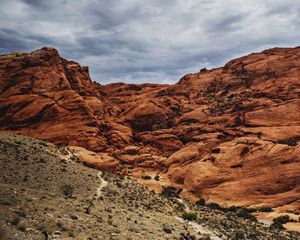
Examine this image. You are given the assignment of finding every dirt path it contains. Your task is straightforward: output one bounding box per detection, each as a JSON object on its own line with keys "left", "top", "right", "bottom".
{"left": 175, "top": 198, "right": 223, "bottom": 239}
{"left": 175, "top": 217, "right": 222, "bottom": 240}
{"left": 176, "top": 198, "right": 190, "bottom": 212}
{"left": 96, "top": 171, "right": 108, "bottom": 199}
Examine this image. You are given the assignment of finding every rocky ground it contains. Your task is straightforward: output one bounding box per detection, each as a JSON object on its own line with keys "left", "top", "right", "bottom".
{"left": 0, "top": 133, "right": 299, "bottom": 239}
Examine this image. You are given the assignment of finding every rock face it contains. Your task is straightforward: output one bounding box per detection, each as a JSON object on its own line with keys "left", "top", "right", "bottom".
{"left": 0, "top": 47, "right": 300, "bottom": 213}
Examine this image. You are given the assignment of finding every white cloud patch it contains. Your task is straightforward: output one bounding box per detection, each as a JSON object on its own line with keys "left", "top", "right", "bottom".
{"left": 0, "top": 0, "right": 299, "bottom": 84}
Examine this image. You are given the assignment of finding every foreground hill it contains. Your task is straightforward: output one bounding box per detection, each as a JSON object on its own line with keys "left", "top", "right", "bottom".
{"left": 0, "top": 47, "right": 299, "bottom": 215}
{"left": 0, "top": 133, "right": 299, "bottom": 239}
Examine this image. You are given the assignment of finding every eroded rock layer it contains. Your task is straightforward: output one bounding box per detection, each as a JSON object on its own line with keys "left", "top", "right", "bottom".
{"left": 0, "top": 47, "right": 299, "bottom": 213}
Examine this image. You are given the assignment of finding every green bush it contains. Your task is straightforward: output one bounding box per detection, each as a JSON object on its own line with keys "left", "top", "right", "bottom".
{"left": 154, "top": 175, "right": 160, "bottom": 181}
{"left": 182, "top": 212, "right": 197, "bottom": 221}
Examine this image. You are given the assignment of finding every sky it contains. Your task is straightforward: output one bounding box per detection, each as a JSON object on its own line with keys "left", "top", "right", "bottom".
{"left": 0, "top": 0, "right": 299, "bottom": 84}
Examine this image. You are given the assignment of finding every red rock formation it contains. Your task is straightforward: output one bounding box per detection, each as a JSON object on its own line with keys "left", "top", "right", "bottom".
{"left": 0, "top": 46, "right": 299, "bottom": 213}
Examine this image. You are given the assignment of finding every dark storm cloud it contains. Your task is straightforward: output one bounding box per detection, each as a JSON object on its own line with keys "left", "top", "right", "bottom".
{"left": 0, "top": 0, "right": 300, "bottom": 84}
{"left": 22, "top": 0, "right": 50, "bottom": 9}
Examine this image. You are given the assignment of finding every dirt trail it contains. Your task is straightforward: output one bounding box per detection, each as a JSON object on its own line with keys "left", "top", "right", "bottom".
{"left": 176, "top": 198, "right": 190, "bottom": 212}
{"left": 175, "top": 217, "right": 222, "bottom": 240}
{"left": 96, "top": 171, "right": 108, "bottom": 199}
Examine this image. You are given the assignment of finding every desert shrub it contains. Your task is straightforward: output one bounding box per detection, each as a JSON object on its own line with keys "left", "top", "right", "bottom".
{"left": 273, "top": 215, "right": 291, "bottom": 225}
{"left": 206, "top": 202, "right": 222, "bottom": 210}
{"left": 233, "top": 229, "right": 245, "bottom": 239}
{"left": 271, "top": 221, "right": 286, "bottom": 230}
{"left": 60, "top": 184, "right": 73, "bottom": 198}
{"left": 179, "top": 232, "right": 197, "bottom": 240}
{"left": 259, "top": 206, "right": 273, "bottom": 212}
{"left": 236, "top": 209, "right": 257, "bottom": 222}
{"left": 162, "top": 186, "right": 182, "bottom": 198}
{"left": 226, "top": 205, "right": 238, "bottom": 212}
{"left": 10, "top": 216, "right": 21, "bottom": 226}
{"left": 37, "top": 223, "right": 51, "bottom": 238}
{"left": 142, "top": 175, "right": 151, "bottom": 180}
{"left": 195, "top": 198, "right": 206, "bottom": 206}
{"left": 154, "top": 175, "right": 160, "bottom": 181}
{"left": 277, "top": 139, "right": 297, "bottom": 146}
{"left": 244, "top": 207, "right": 256, "bottom": 213}
{"left": 182, "top": 212, "right": 197, "bottom": 221}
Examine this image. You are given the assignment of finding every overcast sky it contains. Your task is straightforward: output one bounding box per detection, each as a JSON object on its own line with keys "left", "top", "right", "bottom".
{"left": 0, "top": 0, "right": 299, "bottom": 84}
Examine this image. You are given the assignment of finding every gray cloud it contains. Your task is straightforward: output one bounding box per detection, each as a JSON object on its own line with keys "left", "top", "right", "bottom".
{"left": 0, "top": 0, "right": 299, "bottom": 84}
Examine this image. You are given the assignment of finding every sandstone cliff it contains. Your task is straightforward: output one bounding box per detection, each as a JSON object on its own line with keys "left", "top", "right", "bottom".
{"left": 0, "top": 47, "right": 299, "bottom": 214}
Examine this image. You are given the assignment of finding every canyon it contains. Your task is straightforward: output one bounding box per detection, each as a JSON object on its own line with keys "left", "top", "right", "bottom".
{"left": 0, "top": 46, "right": 299, "bottom": 217}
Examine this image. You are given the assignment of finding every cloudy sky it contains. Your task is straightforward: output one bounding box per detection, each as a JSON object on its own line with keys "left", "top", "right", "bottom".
{"left": 0, "top": 0, "right": 299, "bottom": 84}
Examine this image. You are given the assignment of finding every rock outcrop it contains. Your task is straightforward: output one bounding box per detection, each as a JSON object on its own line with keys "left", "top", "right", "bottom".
{"left": 0, "top": 46, "right": 299, "bottom": 214}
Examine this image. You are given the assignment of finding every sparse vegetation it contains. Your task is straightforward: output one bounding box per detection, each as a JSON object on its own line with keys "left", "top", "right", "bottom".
{"left": 236, "top": 209, "right": 257, "bottom": 222}
{"left": 154, "top": 175, "right": 160, "bottom": 181}
{"left": 0, "top": 52, "right": 25, "bottom": 59}
{"left": 182, "top": 212, "right": 197, "bottom": 221}
{"left": 204, "top": 203, "right": 258, "bottom": 222}
{"left": 271, "top": 221, "right": 286, "bottom": 230}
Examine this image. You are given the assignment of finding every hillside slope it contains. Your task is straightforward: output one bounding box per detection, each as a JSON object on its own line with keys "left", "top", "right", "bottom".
{"left": 0, "top": 133, "right": 299, "bottom": 239}
{"left": 0, "top": 47, "right": 299, "bottom": 214}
